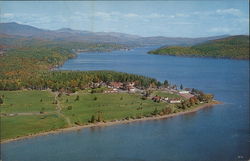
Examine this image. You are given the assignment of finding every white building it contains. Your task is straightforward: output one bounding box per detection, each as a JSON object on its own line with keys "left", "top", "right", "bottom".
{"left": 169, "top": 99, "right": 182, "bottom": 104}
{"left": 179, "top": 90, "right": 189, "bottom": 94}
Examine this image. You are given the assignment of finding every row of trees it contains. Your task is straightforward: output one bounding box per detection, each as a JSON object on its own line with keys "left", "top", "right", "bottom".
{"left": 0, "top": 70, "right": 160, "bottom": 92}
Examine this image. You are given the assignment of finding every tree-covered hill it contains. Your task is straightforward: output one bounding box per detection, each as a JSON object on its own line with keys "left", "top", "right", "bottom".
{"left": 0, "top": 46, "right": 159, "bottom": 91}
{"left": 148, "top": 35, "right": 249, "bottom": 60}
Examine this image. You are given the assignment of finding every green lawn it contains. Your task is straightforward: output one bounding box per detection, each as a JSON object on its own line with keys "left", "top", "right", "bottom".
{"left": 0, "top": 90, "right": 181, "bottom": 140}
{"left": 0, "top": 90, "right": 56, "bottom": 114}
{"left": 59, "top": 93, "right": 175, "bottom": 125}
{"left": 1, "top": 114, "right": 67, "bottom": 140}
{"left": 152, "top": 90, "right": 183, "bottom": 99}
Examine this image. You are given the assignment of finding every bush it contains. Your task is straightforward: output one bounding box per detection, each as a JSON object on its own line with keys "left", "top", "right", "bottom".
{"left": 40, "top": 107, "right": 45, "bottom": 114}
{"left": 52, "top": 100, "right": 58, "bottom": 104}
{"left": 97, "top": 111, "right": 103, "bottom": 122}
{"left": 152, "top": 108, "right": 159, "bottom": 115}
{"left": 75, "top": 95, "right": 79, "bottom": 101}
{"left": 67, "top": 106, "right": 73, "bottom": 110}
{"left": 75, "top": 121, "right": 81, "bottom": 125}
{"left": 90, "top": 115, "right": 96, "bottom": 123}
{"left": 91, "top": 88, "right": 104, "bottom": 94}
{"left": 162, "top": 107, "right": 172, "bottom": 115}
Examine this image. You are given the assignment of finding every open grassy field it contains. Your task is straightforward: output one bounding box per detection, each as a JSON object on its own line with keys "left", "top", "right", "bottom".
{"left": 0, "top": 90, "right": 56, "bottom": 114}
{"left": 1, "top": 114, "right": 67, "bottom": 140}
{"left": 0, "top": 90, "right": 182, "bottom": 140}
{"left": 59, "top": 92, "right": 176, "bottom": 125}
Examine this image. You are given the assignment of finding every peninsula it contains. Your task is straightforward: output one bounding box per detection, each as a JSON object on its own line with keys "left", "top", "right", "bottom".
{"left": 0, "top": 23, "right": 220, "bottom": 143}
{"left": 0, "top": 44, "right": 219, "bottom": 143}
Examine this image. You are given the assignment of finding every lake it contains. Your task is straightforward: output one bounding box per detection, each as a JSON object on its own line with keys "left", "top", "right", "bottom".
{"left": 1, "top": 46, "right": 249, "bottom": 161}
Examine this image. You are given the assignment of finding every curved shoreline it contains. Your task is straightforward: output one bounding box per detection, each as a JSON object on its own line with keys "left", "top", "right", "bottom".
{"left": 1, "top": 101, "right": 222, "bottom": 144}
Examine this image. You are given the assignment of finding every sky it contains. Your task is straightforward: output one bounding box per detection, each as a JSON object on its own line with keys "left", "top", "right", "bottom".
{"left": 0, "top": 1, "right": 249, "bottom": 37}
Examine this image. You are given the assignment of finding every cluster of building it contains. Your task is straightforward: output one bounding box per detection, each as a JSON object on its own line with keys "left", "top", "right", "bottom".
{"left": 151, "top": 89, "right": 195, "bottom": 104}
{"left": 104, "top": 82, "right": 137, "bottom": 93}
{"left": 151, "top": 95, "right": 182, "bottom": 104}
{"left": 93, "top": 80, "right": 197, "bottom": 105}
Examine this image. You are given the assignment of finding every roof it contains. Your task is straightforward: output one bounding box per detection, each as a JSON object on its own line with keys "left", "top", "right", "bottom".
{"left": 179, "top": 93, "right": 194, "bottom": 99}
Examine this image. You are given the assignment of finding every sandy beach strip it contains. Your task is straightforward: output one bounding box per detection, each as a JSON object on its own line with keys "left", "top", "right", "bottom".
{"left": 1, "top": 100, "right": 222, "bottom": 144}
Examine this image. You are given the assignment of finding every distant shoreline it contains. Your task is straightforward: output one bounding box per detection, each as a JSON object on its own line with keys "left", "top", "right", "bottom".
{"left": 1, "top": 100, "right": 222, "bottom": 144}
{"left": 148, "top": 52, "right": 249, "bottom": 61}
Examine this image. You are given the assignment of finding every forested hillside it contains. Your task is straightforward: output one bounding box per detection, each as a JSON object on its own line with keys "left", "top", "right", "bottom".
{"left": 0, "top": 46, "right": 158, "bottom": 91}
{"left": 148, "top": 35, "right": 249, "bottom": 60}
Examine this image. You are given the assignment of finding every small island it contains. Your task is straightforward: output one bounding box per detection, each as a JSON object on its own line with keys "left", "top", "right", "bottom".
{"left": 148, "top": 35, "right": 249, "bottom": 60}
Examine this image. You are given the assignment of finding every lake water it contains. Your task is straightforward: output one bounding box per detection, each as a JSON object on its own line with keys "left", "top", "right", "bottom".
{"left": 1, "top": 46, "right": 249, "bottom": 161}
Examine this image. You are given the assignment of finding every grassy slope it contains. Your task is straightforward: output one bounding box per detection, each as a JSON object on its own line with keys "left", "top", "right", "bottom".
{"left": 0, "top": 90, "right": 181, "bottom": 140}
{"left": 0, "top": 90, "right": 65, "bottom": 140}
{"left": 148, "top": 35, "right": 249, "bottom": 59}
{"left": 0, "top": 90, "right": 56, "bottom": 113}
{"left": 1, "top": 114, "right": 67, "bottom": 140}
{"left": 59, "top": 92, "right": 175, "bottom": 124}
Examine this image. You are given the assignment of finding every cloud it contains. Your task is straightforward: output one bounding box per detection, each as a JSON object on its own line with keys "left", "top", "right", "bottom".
{"left": 216, "top": 8, "right": 242, "bottom": 16}
{"left": 192, "top": 8, "right": 243, "bottom": 17}
{"left": 175, "top": 13, "right": 189, "bottom": 17}
{"left": 1, "top": 13, "right": 14, "bottom": 18}
{"left": 71, "top": 11, "right": 190, "bottom": 20}
{"left": 1, "top": 7, "right": 248, "bottom": 37}
{"left": 209, "top": 27, "right": 231, "bottom": 33}
{"left": 95, "top": 12, "right": 111, "bottom": 18}
{"left": 167, "top": 22, "right": 197, "bottom": 25}
{"left": 124, "top": 13, "right": 139, "bottom": 18}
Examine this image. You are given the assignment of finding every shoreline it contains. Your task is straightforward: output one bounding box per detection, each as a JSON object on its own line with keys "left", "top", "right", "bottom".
{"left": 148, "top": 53, "right": 249, "bottom": 61}
{"left": 1, "top": 100, "right": 222, "bottom": 144}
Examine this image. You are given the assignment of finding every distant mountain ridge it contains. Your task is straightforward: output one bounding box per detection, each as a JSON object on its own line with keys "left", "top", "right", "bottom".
{"left": 0, "top": 22, "right": 230, "bottom": 46}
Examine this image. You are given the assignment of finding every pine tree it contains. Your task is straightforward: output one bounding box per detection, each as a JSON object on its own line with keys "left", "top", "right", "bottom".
{"left": 0, "top": 97, "right": 3, "bottom": 104}
{"left": 90, "top": 115, "right": 96, "bottom": 123}
{"left": 180, "top": 84, "right": 183, "bottom": 90}
{"left": 163, "top": 80, "right": 169, "bottom": 87}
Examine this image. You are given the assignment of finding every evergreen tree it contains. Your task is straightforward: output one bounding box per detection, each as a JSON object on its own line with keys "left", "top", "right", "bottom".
{"left": 90, "top": 115, "right": 96, "bottom": 123}
{"left": 156, "top": 81, "right": 162, "bottom": 88}
{"left": 163, "top": 80, "right": 169, "bottom": 87}
{"left": 0, "top": 97, "right": 3, "bottom": 104}
{"left": 75, "top": 95, "right": 79, "bottom": 101}
{"left": 97, "top": 111, "right": 102, "bottom": 122}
